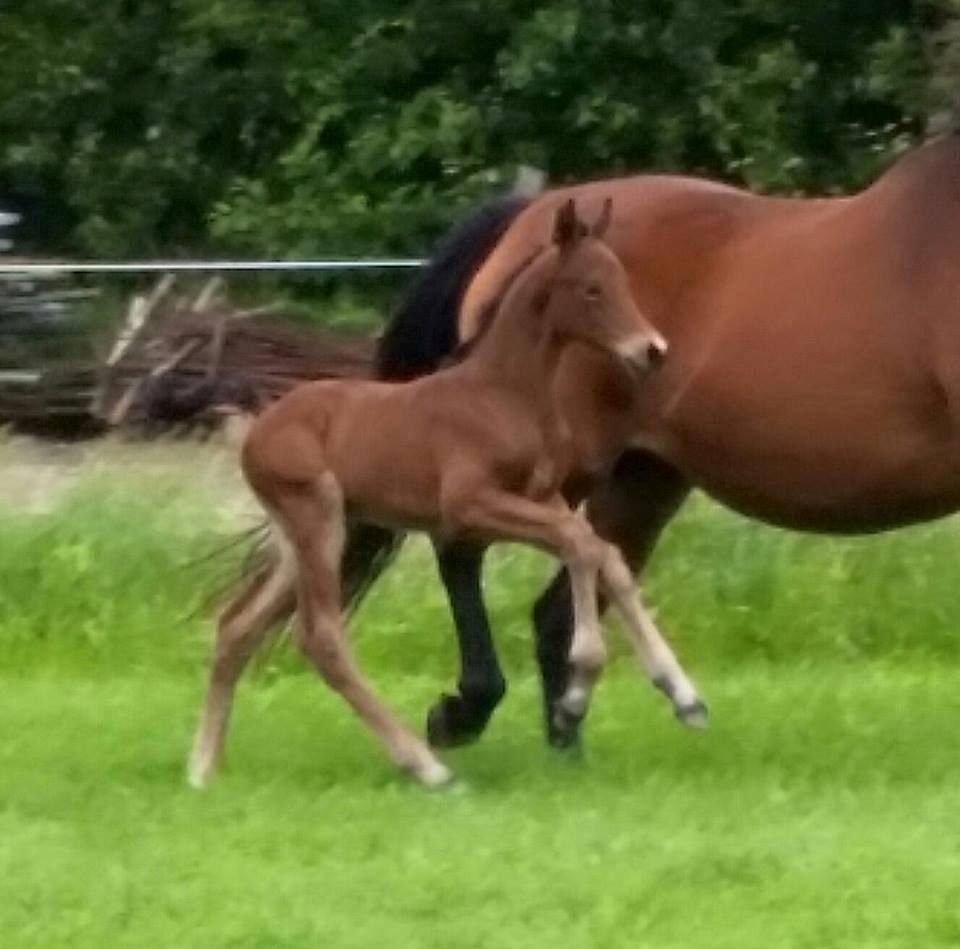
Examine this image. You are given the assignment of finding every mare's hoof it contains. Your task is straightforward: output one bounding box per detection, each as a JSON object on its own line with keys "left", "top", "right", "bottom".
{"left": 676, "top": 699, "right": 709, "bottom": 729}
{"left": 426, "top": 694, "right": 483, "bottom": 749}
{"left": 548, "top": 705, "right": 585, "bottom": 754}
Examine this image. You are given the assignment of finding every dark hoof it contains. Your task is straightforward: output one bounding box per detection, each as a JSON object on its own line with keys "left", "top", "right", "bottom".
{"left": 426, "top": 693, "right": 484, "bottom": 749}
{"left": 676, "top": 699, "right": 709, "bottom": 729}
{"left": 548, "top": 704, "right": 585, "bottom": 753}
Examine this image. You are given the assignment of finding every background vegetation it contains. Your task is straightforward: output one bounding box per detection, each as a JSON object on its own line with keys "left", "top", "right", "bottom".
{"left": 2, "top": 1, "right": 959, "bottom": 261}
{"left": 5, "top": 7, "right": 960, "bottom": 943}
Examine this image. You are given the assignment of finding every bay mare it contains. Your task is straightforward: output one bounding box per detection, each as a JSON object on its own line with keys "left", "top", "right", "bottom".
{"left": 361, "top": 131, "right": 960, "bottom": 749}
{"left": 188, "top": 201, "right": 705, "bottom": 788}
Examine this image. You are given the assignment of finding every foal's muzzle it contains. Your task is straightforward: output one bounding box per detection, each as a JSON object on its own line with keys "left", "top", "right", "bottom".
{"left": 616, "top": 333, "right": 668, "bottom": 378}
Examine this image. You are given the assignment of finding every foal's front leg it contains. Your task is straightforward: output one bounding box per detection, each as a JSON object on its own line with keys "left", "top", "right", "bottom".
{"left": 597, "top": 544, "right": 707, "bottom": 727}
{"left": 533, "top": 451, "right": 691, "bottom": 748}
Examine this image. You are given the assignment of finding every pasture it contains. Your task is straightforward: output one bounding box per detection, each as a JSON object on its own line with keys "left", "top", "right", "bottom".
{"left": 2, "top": 436, "right": 960, "bottom": 948}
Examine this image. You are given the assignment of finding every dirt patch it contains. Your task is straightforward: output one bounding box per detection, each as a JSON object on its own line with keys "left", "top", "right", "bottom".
{"left": 0, "top": 432, "right": 255, "bottom": 520}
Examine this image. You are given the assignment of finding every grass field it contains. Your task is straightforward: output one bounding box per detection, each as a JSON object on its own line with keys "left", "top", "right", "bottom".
{"left": 3, "top": 437, "right": 960, "bottom": 948}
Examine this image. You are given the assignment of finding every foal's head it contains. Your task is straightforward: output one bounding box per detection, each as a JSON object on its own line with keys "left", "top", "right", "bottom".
{"left": 536, "top": 198, "right": 667, "bottom": 377}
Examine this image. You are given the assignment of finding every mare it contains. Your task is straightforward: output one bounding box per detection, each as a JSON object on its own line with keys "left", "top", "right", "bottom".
{"left": 187, "top": 200, "right": 704, "bottom": 788}
{"left": 361, "top": 131, "right": 960, "bottom": 750}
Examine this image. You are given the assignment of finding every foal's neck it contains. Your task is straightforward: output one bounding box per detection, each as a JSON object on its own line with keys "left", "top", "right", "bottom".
{"left": 459, "top": 283, "right": 567, "bottom": 416}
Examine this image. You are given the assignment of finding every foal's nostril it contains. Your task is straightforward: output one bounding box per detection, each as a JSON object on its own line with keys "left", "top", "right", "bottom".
{"left": 647, "top": 340, "right": 667, "bottom": 368}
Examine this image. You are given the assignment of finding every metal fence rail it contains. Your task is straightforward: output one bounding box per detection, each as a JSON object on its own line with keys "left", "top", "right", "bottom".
{"left": 0, "top": 259, "right": 424, "bottom": 275}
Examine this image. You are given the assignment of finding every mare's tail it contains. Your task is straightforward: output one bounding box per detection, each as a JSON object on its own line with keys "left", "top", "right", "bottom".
{"left": 375, "top": 193, "right": 531, "bottom": 380}
{"left": 339, "top": 193, "right": 532, "bottom": 609}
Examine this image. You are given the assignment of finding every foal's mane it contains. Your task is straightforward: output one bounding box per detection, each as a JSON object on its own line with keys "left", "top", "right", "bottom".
{"left": 448, "top": 244, "right": 548, "bottom": 364}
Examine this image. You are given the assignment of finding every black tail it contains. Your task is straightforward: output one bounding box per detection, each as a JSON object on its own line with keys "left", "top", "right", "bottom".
{"left": 376, "top": 193, "right": 530, "bottom": 381}
{"left": 340, "top": 193, "right": 530, "bottom": 611}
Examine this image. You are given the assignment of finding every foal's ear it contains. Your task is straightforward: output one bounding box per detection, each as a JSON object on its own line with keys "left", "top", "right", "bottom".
{"left": 591, "top": 197, "right": 613, "bottom": 239}
{"left": 552, "top": 198, "right": 587, "bottom": 252}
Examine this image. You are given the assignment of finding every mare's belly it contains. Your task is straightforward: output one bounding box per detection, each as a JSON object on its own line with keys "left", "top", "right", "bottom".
{"left": 655, "top": 361, "right": 960, "bottom": 532}
{"left": 641, "top": 308, "right": 960, "bottom": 532}
{"left": 686, "top": 445, "right": 960, "bottom": 533}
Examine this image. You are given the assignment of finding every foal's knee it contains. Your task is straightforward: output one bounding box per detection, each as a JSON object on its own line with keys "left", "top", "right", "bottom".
{"left": 569, "top": 629, "right": 607, "bottom": 678}
{"left": 299, "top": 631, "right": 353, "bottom": 691}
{"left": 211, "top": 621, "right": 258, "bottom": 680}
{"left": 564, "top": 529, "right": 607, "bottom": 575}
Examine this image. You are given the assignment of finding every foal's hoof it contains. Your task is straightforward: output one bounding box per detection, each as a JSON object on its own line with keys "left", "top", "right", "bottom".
{"left": 415, "top": 759, "right": 457, "bottom": 790}
{"left": 676, "top": 699, "right": 709, "bottom": 729}
{"left": 426, "top": 694, "right": 483, "bottom": 749}
{"left": 186, "top": 754, "right": 213, "bottom": 791}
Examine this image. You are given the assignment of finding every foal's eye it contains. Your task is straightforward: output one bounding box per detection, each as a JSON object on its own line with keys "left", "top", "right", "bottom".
{"left": 585, "top": 284, "right": 602, "bottom": 302}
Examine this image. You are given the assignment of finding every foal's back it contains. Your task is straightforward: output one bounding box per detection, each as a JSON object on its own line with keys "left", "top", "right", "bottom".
{"left": 243, "top": 369, "right": 552, "bottom": 530}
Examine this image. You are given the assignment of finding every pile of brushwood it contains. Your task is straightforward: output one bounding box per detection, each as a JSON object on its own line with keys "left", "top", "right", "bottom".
{"left": 94, "top": 277, "right": 375, "bottom": 434}
{"left": 0, "top": 271, "right": 376, "bottom": 437}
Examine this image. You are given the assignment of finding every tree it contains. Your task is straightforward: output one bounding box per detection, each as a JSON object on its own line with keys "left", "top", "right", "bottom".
{"left": 0, "top": 1, "right": 943, "bottom": 259}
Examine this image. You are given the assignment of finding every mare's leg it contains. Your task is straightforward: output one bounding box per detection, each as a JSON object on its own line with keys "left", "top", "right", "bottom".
{"left": 188, "top": 545, "right": 297, "bottom": 788}
{"left": 597, "top": 544, "right": 707, "bottom": 726}
{"left": 533, "top": 451, "right": 691, "bottom": 748}
{"left": 341, "top": 521, "right": 405, "bottom": 611}
{"left": 443, "top": 489, "right": 609, "bottom": 740}
{"left": 278, "top": 476, "right": 453, "bottom": 787}
{"left": 426, "top": 542, "right": 507, "bottom": 749}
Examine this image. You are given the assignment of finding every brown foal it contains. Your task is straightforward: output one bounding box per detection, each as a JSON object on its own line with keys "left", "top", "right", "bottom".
{"left": 187, "top": 199, "right": 704, "bottom": 788}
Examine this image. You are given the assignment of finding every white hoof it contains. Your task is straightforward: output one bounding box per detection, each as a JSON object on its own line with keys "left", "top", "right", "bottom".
{"left": 187, "top": 757, "right": 213, "bottom": 790}
{"left": 416, "top": 759, "right": 455, "bottom": 789}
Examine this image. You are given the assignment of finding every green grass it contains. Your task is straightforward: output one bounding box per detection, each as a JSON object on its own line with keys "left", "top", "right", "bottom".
{"left": 3, "top": 448, "right": 960, "bottom": 947}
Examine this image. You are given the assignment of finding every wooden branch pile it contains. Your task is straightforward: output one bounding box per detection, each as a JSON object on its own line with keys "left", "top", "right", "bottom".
{"left": 0, "top": 271, "right": 100, "bottom": 431}
{"left": 96, "top": 277, "right": 376, "bottom": 431}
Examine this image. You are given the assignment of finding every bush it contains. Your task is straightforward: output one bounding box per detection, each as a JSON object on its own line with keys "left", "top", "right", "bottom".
{"left": 0, "top": 2, "right": 948, "bottom": 260}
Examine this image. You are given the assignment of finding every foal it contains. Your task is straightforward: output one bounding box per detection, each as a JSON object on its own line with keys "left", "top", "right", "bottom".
{"left": 188, "top": 200, "right": 704, "bottom": 788}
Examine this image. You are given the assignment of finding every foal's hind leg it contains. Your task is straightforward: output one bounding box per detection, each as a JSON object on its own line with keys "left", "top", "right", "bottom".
{"left": 277, "top": 476, "right": 453, "bottom": 788}
{"left": 533, "top": 451, "right": 690, "bottom": 748}
{"left": 188, "top": 545, "right": 297, "bottom": 788}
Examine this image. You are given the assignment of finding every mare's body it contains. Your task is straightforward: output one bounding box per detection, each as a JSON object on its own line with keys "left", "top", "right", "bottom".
{"left": 369, "top": 132, "right": 960, "bottom": 747}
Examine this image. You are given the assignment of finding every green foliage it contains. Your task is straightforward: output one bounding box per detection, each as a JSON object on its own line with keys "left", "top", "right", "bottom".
{"left": 0, "top": 476, "right": 228, "bottom": 672}
{"left": 0, "top": 2, "right": 948, "bottom": 259}
{"left": 3, "top": 458, "right": 960, "bottom": 676}
{"left": 6, "top": 667, "right": 960, "bottom": 947}
{"left": 929, "top": 0, "right": 960, "bottom": 130}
